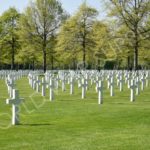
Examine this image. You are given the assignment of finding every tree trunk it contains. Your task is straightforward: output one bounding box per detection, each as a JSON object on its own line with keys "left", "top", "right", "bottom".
{"left": 127, "top": 56, "right": 130, "bottom": 70}
{"left": 133, "top": 0, "right": 139, "bottom": 71}
{"left": 43, "top": 14, "right": 47, "bottom": 73}
{"left": 11, "top": 37, "right": 15, "bottom": 70}
{"left": 73, "top": 59, "right": 76, "bottom": 70}
{"left": 133, "top": 25, "right": 139, "bottom": 70}
{"left": 43, "top": 32, "right": 47, "bottom": 72}
{"left": 51, "top": 55, "right": 54, "bottom": 70}
{"left": 32, "top": 60, "right": 35, "bottom": 71}
{"left": 82, "top": 17, "right": 86, "bottom": 70}
{"left": 134, "top": 45, "right": 138, "bottom": 70}
{"left": 98, "top": 59, "right": 100, "bottom": 71}
{"left": 29, "top": 64, "right": 31, "bottom": 70}
{"left": 43, "top": 51, "right": 46, "bottom": 72}
{"left": 83, "top": 38, "right": 86, "bottom": 69}
{"left": 0, "top": 48, "right": 1, "bottom": 70}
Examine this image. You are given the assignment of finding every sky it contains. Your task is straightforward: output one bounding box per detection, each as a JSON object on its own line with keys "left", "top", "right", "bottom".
{"left": 0, "top": 0, "right": 107, "bottom": 19}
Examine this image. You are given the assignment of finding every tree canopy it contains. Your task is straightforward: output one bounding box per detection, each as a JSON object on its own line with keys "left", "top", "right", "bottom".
{"left": 0, "top": 0, "right": 149, "bottom": 70}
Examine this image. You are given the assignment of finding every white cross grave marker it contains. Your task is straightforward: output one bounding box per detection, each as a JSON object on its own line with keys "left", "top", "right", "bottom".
{"left": 110, "top": 76, "right": 114, "bottom": 96}
{"left": 127, "top": 73, "right": 131, "bottom": 89}
{"left": 49, "top": 78, "right": 54, "bottom": 101}
{"left": 33, "top": 76, "right": 36, "bottom": 90}
{"left": 62, "top": 76, "right": 66, "bottom": 92}
{"left": 97, "top": 81, "right": 103, "bottom": 104}
{"left": 41, "top": 78, "right": 47, "bottom": 96}
{"left": 135, "top": 76, "right": 140, "bottom": 95}
{"left": 70, "top": 77, "right": 74, "bottom": 95}
{"left": 85, "top": 74, "right": 89, "bottom": 91}
{"left": 36, "top": 76, "right": 41, "bottom": 93}
{"left": 6, "top": 89, "right": 24, "bottom": 125}
{"left": 81, "top": 78, "right": 86, "bottom": 99}
{"left": 141, "top": 76, "right": 145, "bottom": 91}
{"left": 55, "top": 75, "right": 59, "bottom": 89}
{"left": 145, "top": 72, "right": 149, "bottom": 87}
{"left": 78, "top": 78, "right": 81, "bottom": 88}
{"left": 130, "top": 80, "right": 135, "bottom": 102}
{"left": 119, "top": 73, "right": 123, "bottom": 92}
{"left": 7, "top": 78, "right": 15, "bottom": 98}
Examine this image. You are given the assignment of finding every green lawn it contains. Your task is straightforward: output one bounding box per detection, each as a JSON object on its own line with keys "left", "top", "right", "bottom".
{"left": 0, "top": 78, "right": 150, "bottom": 150}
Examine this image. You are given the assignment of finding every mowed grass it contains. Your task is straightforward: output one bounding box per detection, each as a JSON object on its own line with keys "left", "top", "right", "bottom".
{"left": 0, "top": 77, "right": 150, "bottom": 150}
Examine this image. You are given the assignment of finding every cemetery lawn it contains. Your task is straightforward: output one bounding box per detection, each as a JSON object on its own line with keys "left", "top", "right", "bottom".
{"left": 0, "top": 78, "right": 150, "bottom": 150}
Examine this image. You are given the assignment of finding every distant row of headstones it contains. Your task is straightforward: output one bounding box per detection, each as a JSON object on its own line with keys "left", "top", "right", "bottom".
{"left": 28, "top": 70, "right": 149, "bottom": 102}
{"left": 0, "top": 70, "right": 149, "bottom": 125}
{"left": 0, "top": 70, "right": 42, "bottom": 125}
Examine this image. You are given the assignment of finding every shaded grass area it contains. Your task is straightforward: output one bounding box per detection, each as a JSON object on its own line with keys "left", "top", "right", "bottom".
{"left": 0, "top": 78, "right": 150, "bottom": 150}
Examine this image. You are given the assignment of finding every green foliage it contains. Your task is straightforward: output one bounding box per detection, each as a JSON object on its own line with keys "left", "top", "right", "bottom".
{"left": 18, "top": 0, "right": 66, "bottom": 71}
{"left": 0, "top": 7, "right": 20, "bottom": 68}
{"left": 108, "top": 0, "right": 150, "bottom": 69}
{"left": 56, "top": 2, "right": 99, "bottom": 69}
{"left": 92, "top": 21, "right": 110, "bottom": 68}
{"left": 0, "top": 0, "right": 149, "bottom": 69}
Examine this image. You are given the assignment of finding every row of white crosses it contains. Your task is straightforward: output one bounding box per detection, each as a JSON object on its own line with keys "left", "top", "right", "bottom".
{"left": 77, "top": 70, "right": 148, "bottom": 103}
{"left": 4, "top": 73, "right": 24, "bottom": 125}
{"left": 5, "top": 72, "right": 27, "bottom": 98}
{"left": 28, "top": 71, "right": 80, "bottom": 100}
{"left": 1, "top": 69, "right": 149, "bottom": 126}
{"left": 3, "top": 71, "right": 40, "bottom": 125}
{"left": 0, "top": 71, "right": 9, "bottom": 79}
{"left": 28, "top": 73, "right": 55, "bottom": 101}
{"left": 0, "top": 70, "right": 32, "bottom": 79}
{"left": 27, "top": 70, "right": 150, "bottom": 106}
{"left": 0, "top": 69, "right": 149, "bottom": 127}
{"left": 3, "top": 70, "right": 43, "bottom": 126}
{"left": 126, "top": 71, "right": 149, "bottom": 102}
{"left": 6, "top": 75, "right": 15, "bottom": 98}
{"left": 6, "top": 70, "right": 44, "bottom": 125}
{"left": 70, "top": 77, "right": 74, "bottom": 95}
{"left": 106, "top": 72, "right": 115, "bottom": 96}
{"left": 0, "top": 70, "right": 44, "bottom": 125}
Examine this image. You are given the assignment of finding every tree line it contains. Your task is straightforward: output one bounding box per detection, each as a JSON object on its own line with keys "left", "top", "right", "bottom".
{"left": 0, "top": 0, "right": 149, "bottom": 72}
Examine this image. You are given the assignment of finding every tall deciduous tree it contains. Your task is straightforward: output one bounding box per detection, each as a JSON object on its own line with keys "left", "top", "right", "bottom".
{"left": 0, "top": 19, "right": 3, "bottom": 68}
{"left": 56, "top": 16, "right": 80, "bottom": 69}
{"left": 109, "top": 0, "right": 150, "bottom": 70}
{"left": 19, "top": 0, "right": 66, "bottom": 72}
{"left": 92, "top": 21, "right": 109, "bottom": 69}
{"left": 75, "top": 2, "right": 98, "bottom": 68}
{"left": 0, "top": 7, "right": 20, "bottom": 70}
{"left": 46, "top": 34, "right": 57, "bottom": 70}
{"left": 57, "top": 2, "right": 98, "bottom": 69}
